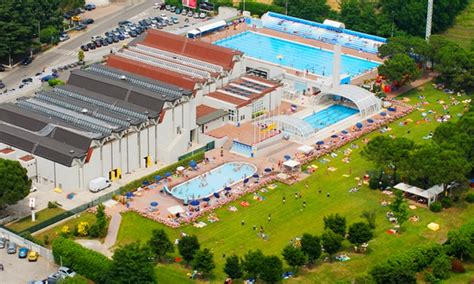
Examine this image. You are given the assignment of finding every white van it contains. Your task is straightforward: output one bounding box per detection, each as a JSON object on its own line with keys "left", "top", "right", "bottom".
{"left": 88, "top": 177, "right": 111, "bottom": 193}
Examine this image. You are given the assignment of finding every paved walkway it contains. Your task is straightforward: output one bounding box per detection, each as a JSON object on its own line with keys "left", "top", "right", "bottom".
{"left": 104, "top": 207, "right": 123, "bottom": 249}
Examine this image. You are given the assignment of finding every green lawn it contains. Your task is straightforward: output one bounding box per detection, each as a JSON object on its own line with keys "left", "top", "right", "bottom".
{"left": 34, "top": 212, "right": 97, "bottom": 246}
{"left": 6, "top": 207, "right": 65, "bottom": 233}
{"left": 441, "top": 0, "right": 474, "bottom": 49}
{"left": 116, "top": 84, "right": 474, "bottom": 283}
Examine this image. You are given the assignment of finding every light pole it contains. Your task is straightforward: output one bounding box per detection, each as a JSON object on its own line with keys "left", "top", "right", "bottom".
{"left": 243, "top": 0, "right": 245, "bottom": 13}
{"left": 391, "top": 11, "right": 395, "bottom": 38}
{"left": 285, "top": 0, "right": 288, "bottom": 15}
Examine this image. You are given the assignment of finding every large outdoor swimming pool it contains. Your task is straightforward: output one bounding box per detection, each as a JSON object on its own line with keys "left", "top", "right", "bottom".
{"left": 214, "top": 31, "right": 380, "bottom": 77}
{"left": 304, "top": 105, "right": 359, "bottom": 130}
{"left": 168, "top": 162, "right": 257, "bottom": 201}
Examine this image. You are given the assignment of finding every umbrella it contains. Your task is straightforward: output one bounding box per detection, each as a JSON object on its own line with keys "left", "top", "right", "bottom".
{"left": 189, "top": 160, "right": 197, "bottom": 168}
{"left": 213, "top": 192, "right": 220, "bottom": 198}
{"left": 243, "top": 178, "right": 249, "bottom": 184}
{"left": 380, "top": 112, "right": 387, "bottom": 116}
{"left": 154, "top": 175, "right": 161, "bottom": 181}
{"left": 331, "top": 134, "right": 338, "bottom": 138}
{"left": 165, "top": 172, "right": 172, "bottom": 177}
{"left": 253, "top": 173, "right": 259, "bottom": 178}
{"left": 225, "top": 186, "right": 231, "bottom": 191}
{"left": 203, "top": 197, "right": 211, "bottom": 202}
{"left": 316, "top": 141, "right": 324, "bottom": 145}
{"left": 284, "top": 155, "right": 291, "bottom": 160}
{"left": 356, "top": 122, "right": 363, "bottom": 129}
{"left": 126, "top": 192, "right": 133, "bottom": 198}
{"left": 277, "top": 54, "right": 283, "bottom": 60}
{"left": 341, "top": 130, "right": 349, "bottom": 134}
{"left": 142, "top": 181, "right": 150, "bottom": 186}
{"left": 150, "top": 201, "right": 158, "bottom": 207}
{"left": 190, "top": 200, "right": 200, "bottom": 206}
{"left": 264, "top": 168, "right": 272, "bottom": 173}
{"left": 367, "top": 118, "right": 374, "bottom": 123}
{"left": 388, "top": 107, "right": 396, "bottom": 112}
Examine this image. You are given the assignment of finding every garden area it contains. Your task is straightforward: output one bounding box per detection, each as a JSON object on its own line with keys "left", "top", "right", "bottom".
{"left": 6, "top": 206, "right": 65, "bottom": 233}
{"left": 111, "top": 84, "right": 473, "bottom": 283}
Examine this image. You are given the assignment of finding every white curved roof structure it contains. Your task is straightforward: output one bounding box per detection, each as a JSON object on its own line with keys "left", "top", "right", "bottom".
{"left": 260, "top": 115, "right": 314, "bottom": 141}
{"left": 315, "top": 85, "right": 381, "bottom": 117}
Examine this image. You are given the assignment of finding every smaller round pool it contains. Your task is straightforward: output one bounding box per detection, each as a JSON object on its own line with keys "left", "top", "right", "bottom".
{"left": 167, "top": 162, "right": 257, "bottom": 200}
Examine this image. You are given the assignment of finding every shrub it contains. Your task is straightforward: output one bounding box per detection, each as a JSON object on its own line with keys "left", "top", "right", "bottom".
{"left": 424, "top": 272, "right": 440, "bottom": 284}
{"left": 237, "top": 1, "right": 285, "bottom": 16}
{"left": 48, "top": 201, "right": 58, "bottom": 209}
{"left": 431, "top": 254, "right": 451, "bottom": 279}
{"left": 451, "top": 258, "right": 465, "bottom": 273}
{"left": 441, "top": 197, "right": 453, "bottom": 208}
{"left": 48, "top": 79, "right": 65, "bottom": 87}
{"left": 465, "top": 193, "right": 474, "bottom": 203}
{"left": 61, "top": 225, "right": 70, "bottom": 237}
{"left": 76, "top": 221, "right": 90, "bottom": 237}
{"left": 52, "top": 237, "right": 111, "bottom": 282}
{"left": 430, "top": 202, "right": 443, "bottom": 212}
{"left": 43, "top": 235, "right": 50, "bottom": 246}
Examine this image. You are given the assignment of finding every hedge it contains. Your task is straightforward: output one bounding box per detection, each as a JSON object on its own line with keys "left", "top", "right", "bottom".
{"left": 118, "top": 151, "right": 206, "bottom": 195}
{"left": 52, "top": 237, "right": 111, "bottom": 282}
{"left": 238, "top": 1, "right": 285, "bottom": 17}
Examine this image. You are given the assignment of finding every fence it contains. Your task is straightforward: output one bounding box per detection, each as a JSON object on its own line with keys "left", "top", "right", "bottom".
{"left": 178, "top": 141, "right": 215, "bottom": 161}
{"left": 0, "top": 227, "right": 53, "bottom": 261}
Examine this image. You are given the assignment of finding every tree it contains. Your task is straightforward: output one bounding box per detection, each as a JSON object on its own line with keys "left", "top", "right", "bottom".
{"left": 242, "top": 249, "right": 265, "bottom": 279}
{"left": 433, "top": 42, "right": 474, "bottom": 92}
{"left": 389, "top": 190, "right": 409, "bottom": 229}
{"left": 321, "top": 230, "right": 344, "bottom": 259}
{"left": 39, "top": 26, "right": 59, "bottom": 44}
{"left": 224, "top": 254, "right": 243, "bottom": 280}
{"left": 445, "top": 230, "right": 473, "bottom": 261}
{"left": 89, "top": 203, "right": 108, "bottom": 238}
{"left": 192, "top": 248, "right": 215, "bottom": 278}
{"left": 274, "top": 0, "right": 334, "bottom": 23}
{"left": 148, "top": 229, "right": 174, "bottom": 261}
{"left": 323, "top": 213, "right": 346, "bottom": 236}
{"left": 177, "top": 235, "right": 200, "bottom": 265}
{"left": 378, "top": 53, "right": 420, "bottom": 86}
{"left": 282, "top": 245, "right": 307, "bottom": 272}
{"left": 338, "top": 0, "right": 378, "bottom": 35}
{"left": 348, "top": 222, "right": 374, "bottom": 246}
{"left": 78, "top": 49, "right": 84, "bottom": 62}
{"left": 370, "top": 255, "right": 417, "bottom": 284}
{"left": 300, "top": 233, "right": 321, "bottom": 264}
{"left": 361, "top": 210, "right": 377, "bottom": 229}
{"left": 58, "top": 275, "right": 89, "bottom": 284}
{"left": 431, "top": 254, "right": 451, "bottom": 280}
{"left": 0, "top": 158, "right": 31, "bottom": 211}
{"left": 106, "top": 242, "right": 156, "bottom": 284}
{"left": 48, "top": 78, "right": 65, "bottom": 87}
{"left": 260, "top": 255, "right": 283, "bottom": 283}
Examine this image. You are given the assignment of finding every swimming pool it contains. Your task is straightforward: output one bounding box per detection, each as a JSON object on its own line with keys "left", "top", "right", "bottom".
{"left": 214, "top": 31, "right": 380, "bottom": 77}
{"left": 303, "top": 105, "right": 359, "bottom": 130}
{"left": 168, "top": 162, "right": 257, "bottom": 200}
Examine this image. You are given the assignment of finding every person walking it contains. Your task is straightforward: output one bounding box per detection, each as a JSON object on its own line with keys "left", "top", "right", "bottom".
{"left": 268, "top": 214, "right": 272, "bottom": 222}
{"left": 282, "top": 196, "right": 286, "bottom": 204}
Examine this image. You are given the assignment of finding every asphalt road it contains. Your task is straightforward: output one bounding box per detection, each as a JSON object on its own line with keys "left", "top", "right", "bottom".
{"left": 0, "top": 0, "right": 157, "bottom": 88}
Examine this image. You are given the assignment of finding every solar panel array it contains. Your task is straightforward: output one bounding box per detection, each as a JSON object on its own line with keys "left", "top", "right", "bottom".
{"left": 134, "top": 44, "right": 223, "bottom": 74}
{"left": 222, "top": 86, "right": 254, "bottom": 97}
{"left": 119, "top": 50, "right": 210, "bottom": 79}
{"left": 238, "top": 80, "right": 268, "bottom": 92}
{"left": 87, "top": 65, "right": 183, "bottom": 100}
{"left": 54, "top": 87, "right": 148, "bottom": 121}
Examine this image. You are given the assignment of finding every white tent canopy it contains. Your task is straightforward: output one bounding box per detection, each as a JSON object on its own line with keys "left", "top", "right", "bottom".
{"left": 297, "top": 145, "right": 314, "bottom": 154}
{"left": 394, "top": 183, "right": 444, "bottom": 205}
{"left": 283, "top": 159, "right": 301, "bottom": 169}
{"left": 315, "top": 85, "right": 381, "bottom": 117}
{"left": 168, "top": 205, "right": 185, "bottom": 215}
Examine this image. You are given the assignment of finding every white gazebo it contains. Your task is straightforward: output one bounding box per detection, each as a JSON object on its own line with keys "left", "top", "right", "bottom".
{"left": 283, "top": 159, "right": 301, "bottom": 172}
{"left": 394, "top": 183, "right": 444, "bottom": 205}
{"left": 314, "top": 85, "right": 382, "bottom": 117}
{"left": 297, "top": 145, "right": 314, "bottom": 155}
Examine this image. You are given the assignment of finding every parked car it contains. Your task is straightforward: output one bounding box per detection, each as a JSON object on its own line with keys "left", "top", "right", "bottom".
{"left": 129, "top": 30, "right": 138, "bottom": 37}
{"left": 153, "top": 2, "right": 160, "bottom": 9}
{"left": 170, "top": 5, "right": 176, "bottom": 12}
{"left": 58, "top": 267, "right": 76, "bottom": 278}
{"left": 22, "top": 78, "right": 33, "bottom": 84}
{"left": 28, "top": 251, "right": 39, "bottom": 262}
{"left": 80, "top": 45, "right": 89, "bottom": 51}
{"left": 181, "top": 8, "right": 187, "bottom": 15}
{"left": 199, "top": 12, "right": 207, "bottom": 19}
{"left": 74, "top": 24, "right": 87, "bottom": 31}
{"left": 19, "top": 247, "right": 28, "bottom": 258}
{"left": 82, "top": 18, "right": 94, "bottom": 25}
{"left": 161, "top": 14, "right": 168, "bottom": 20}
{"left": 63, "top": 12, "right": 73, "bottom": 19}
{"left": 84, "top": 3, "right": 96, "bottom": 11}
{"left": 187, "top": 11, "right": 193, "bottom": 17}
{"left": 0, "top": 237, "right": 6, "bottom": 248}
{"left": 7, "top": 242, "right": 17, "bottom": 254}
{"left": 21, "top": 57, "right": 33, "bottom": 66}
{"left": 41, "top": 75, "right": 55, "bottom": 82}
{"left": 94, "top": 39, "right": 102, "bottom": 47}
{"left": 0, "top": 65, "right": 5, "bottom": 72}
{"left": 160, "top": 3, "right": 166, "bottom": 10}
{"left": 106, "top": 37, "right": 114, "bottom": 44}
{"left": 194, "top": 12, "right": 200, "bottom": 19}
{"left": 165, "top": 4, "right": 170, "bottom": 10}
{"left": 88, "top": 177, "right": 111, "bottom": 193}
{"left": 86, "top": 42, "right": 95, "bottom": 50}
{"left": 118, "top": 20, "right": 131, "bottom": 26}
{"left": 59, "top": 34, "right": 70, "bottom": 42}
{"left": 175, "top": 8, "right": 181, "bottom": 14}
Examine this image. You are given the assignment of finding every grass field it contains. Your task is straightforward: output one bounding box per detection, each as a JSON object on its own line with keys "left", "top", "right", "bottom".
{"left": 115, "top": 83, "right": 473, "bottom": 283}
{"left": 441, "top": 0, "right": 474, "bottom": 49}
{"left": 6, "top": 207, "right": 65, "bottom": 233}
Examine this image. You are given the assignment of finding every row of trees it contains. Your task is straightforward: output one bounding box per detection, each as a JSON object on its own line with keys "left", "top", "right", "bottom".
{"left": 363, "top": 102, "right": 473, "bottom": 192}
{"left": 0, "top": 158, "right": 31, "bottom": 212}
{"left": 0, "top": 0, "right": 84, "bottom": 62}
{"left": 369, "top": 221, "right": 474, "bottom": 283}
{"left": 377, "top": 35, "right": 474, "bottom": 91}
{"left": 271, "top": 0, "right": 469, "bottom": 38}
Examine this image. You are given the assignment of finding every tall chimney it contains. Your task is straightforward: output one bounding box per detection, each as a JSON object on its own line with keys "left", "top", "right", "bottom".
{"left": 332, "top": 44, "right": 342, "bottom": 89}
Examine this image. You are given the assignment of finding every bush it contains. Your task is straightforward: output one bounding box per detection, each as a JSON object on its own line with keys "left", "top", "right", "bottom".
{"left": 441, "top": 197, "right": 453, "bottom": 208}
{"left": 430, "top": 202, "right": 443, "bottom": 212}
{"left": 52, "top": 237, "right": 111, "bottom": 282}
{"left": 465, "top": 193, "right": 474, "bottom": 203}
{"left": 451, "top": 258, "right": 465, "bottom": 273}
{"left": 48, "top": 79, "right": 65, "bottom": 87}
{"left": 237, "top": 1, "right": 285, "bottom": 16}
{"left": 43, "top": 235, "right": 50, "bottom": 246}
{"left": 48, "top": 201, "right": 58, "bottom": 209}
{"left": 431, "top": 254, "right": 451, "bottom": 279}
{"left": 424, "top": 272, "right": 440, "bottom": 284}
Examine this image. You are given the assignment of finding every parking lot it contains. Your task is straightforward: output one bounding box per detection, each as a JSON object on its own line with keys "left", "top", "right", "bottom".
{"left": 0, "top": 242, "right": 57, "bottom": 283}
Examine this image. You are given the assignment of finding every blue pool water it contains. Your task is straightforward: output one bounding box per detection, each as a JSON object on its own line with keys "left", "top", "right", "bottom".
{"left": 168, "top": 162, "right": 257, "bottom": 200}
{"left": 214, "top": 31, "right": 380, "bottom": 77}
{"left": 304, "top": 105, "right": 359, "bottom": 130}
